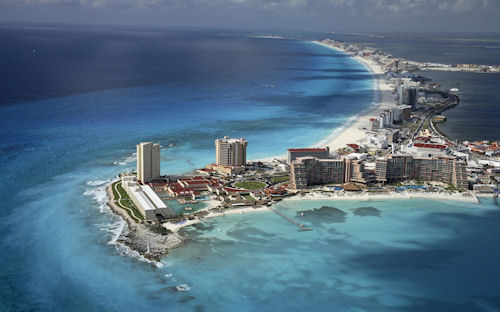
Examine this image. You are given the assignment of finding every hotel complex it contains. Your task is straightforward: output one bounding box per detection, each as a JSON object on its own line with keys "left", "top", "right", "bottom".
{"left": 215, "top": 136, "right": 247, "bottom": 166}
{"left": 122, "top": 173, "right": 175, "bottom": 220}
{"left": 290, "top": 154, "right": 468, "bottom": 190}
{"left": 137, "top": 142, "right": 161, "bottom": 183}
{"left": 375, "top": 155, "right": 468, "bottom": 189}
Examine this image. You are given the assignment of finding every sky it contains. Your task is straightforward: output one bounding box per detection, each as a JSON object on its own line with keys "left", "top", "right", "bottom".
{"left": 0, "top": 0, "right": 499, "bottom": 33}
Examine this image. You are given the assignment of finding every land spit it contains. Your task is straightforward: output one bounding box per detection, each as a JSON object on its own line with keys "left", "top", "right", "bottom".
{"left": 106, "top": 182, "right": 183, "bottom": 262}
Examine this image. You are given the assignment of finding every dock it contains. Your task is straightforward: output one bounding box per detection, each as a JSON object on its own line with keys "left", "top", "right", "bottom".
{"left": 267, "top": 207, "right": 312, "bottom": 231}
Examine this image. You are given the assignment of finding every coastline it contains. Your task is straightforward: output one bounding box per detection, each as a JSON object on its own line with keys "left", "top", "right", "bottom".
{"left": 106, "top": 181, "right": 183, "bottom": 261}
{"left": 102, "top": 40, "right": 490, "bottom": 261}
{"left": 105, "top": 177, "right": 486, "bottom": 261}
{"left": 253, "top": 40, "right": 396, "bottom": 163}
{"left": 282, "top": 190, "right": 480, "bottom": 203}
{"left": 312, "top": 40, "right": 397, "bottom": 151}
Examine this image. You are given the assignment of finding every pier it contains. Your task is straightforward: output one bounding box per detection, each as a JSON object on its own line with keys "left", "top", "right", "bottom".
{"left": 267, "top": 207, "right": 312, "bottom": 231}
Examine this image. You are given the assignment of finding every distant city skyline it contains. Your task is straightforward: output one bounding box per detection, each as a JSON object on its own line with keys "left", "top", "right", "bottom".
{"left": 1, "top": 0, "right": 499, "bottom": 33}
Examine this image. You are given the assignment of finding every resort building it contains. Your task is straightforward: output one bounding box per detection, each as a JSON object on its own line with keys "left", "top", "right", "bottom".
{"left": 392, "top": 105, "right": 412, "bottom": 122}
{"left": 287, "top": 147, "right": 330, "bottom": 164}
{"left": 137, "top": 142, "right": 161, "bottom": 183}
{"left": 165, "top": 176, "right": 226, "bottom": 198}
{"left": 205, "top": 163, "right": 245, "bottom": 176}
{"left": 375, "top": 154, "right": 468, "bottom": 190}
{"left": 121, "top": 174, "right": 175, "bottom": 220}
{"left": 290, "top": 157, "right": 345, "bottom": 189}
{"left": 398, "top": 85, "right": 418, "bottom": 109}
{"left": 345, "top": 158, "right": 374, "bottom": 185}
{"left": 215, "top": 136, "right": 247, "bottom": 166}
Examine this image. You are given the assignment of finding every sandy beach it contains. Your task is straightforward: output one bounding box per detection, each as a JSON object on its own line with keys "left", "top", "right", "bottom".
{"left": 164, "top": 189, "right": 480, "bottom": 233}
{"left": 283, "top": 190, "right": 480, "bottom": 203}
{"left": 312, "top": 40, "right": 397, "bottom": 151}
{"left": 252, "top": 40, "right": 396, "bottom": 163}
{"left": 164, "top": 206, "right": 269, "bottom": 232}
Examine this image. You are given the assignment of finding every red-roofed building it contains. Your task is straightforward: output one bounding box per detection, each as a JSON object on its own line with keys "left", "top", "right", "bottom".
{"left": 405, "top": 142, "right": 448, "bottom": 156}
{"left": 346, "top": 144, "right": 360, "bottom": 152}
{"left": 413, "top": 136, "right": 431, "bottom": 143}
{"left": 165, "top": 176, "right": 225, "bottom": 198}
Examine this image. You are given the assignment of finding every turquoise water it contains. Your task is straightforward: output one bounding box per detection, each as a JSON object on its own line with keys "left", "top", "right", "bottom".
{"left": 2, "top": 26, "right": 499, "bottom": 311}
{"left": 167, "top": 198, "right": 500, "bottom": 311}
{"left": 0, "top": 27, "right": 377, "bottom": 311}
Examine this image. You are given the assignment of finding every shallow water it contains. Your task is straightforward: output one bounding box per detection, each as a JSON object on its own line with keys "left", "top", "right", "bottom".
{"left": 168, "top": 198, "right": 500, "bottom": 311}
{"left": 0, "top": 26, "right": 375, "bottom": 311}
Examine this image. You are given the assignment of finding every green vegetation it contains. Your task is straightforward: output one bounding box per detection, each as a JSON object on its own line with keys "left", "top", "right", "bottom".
{"left": 271, "top": 175, "right": 290, "bottom": 184}
{"left": 111, "top": 181, "right": 144, "bottom": 222}
{"left": 147, "top": 224, "right": 172, "bottom": 236}
{"left": 446, "top": 184, "right": 457, "bottom": 191}
{"left": 234, "top": 181, "right": 266, "bottom": 190}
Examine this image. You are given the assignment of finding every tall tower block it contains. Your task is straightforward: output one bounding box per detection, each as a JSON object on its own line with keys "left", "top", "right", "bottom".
{"left": 137, "top": 142, "right": 160, "bottom": 183}
{"left": 215, "top": 136, "right": 247, "bottom": 166}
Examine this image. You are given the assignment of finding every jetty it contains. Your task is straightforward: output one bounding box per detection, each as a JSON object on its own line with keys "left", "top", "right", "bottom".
{"left": 267, "top": 207, "right": 312, "bottom": 231}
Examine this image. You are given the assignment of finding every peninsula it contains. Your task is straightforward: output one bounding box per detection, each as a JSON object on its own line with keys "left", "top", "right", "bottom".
{"left": 106, "top": 39, "right": 499, "bottom": 262}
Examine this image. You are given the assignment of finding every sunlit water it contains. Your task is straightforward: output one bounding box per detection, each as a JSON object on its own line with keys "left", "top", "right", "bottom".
{"left": 1, "top": 26, "right": 499, "bottom": 311}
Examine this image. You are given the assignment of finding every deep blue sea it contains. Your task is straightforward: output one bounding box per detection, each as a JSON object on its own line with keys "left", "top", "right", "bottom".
{"left": 1, "top": 25, "right": 500, "bottom": 311}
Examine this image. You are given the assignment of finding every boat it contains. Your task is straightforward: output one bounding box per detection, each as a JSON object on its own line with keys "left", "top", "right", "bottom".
{"left": 184, "top": 207, "right": 192, "bottom": 211}
{"left": 450, "top": 88, "right": 459, "bottom": 93}
{"left": 176, "top": 284, "right": 190, "bottom": 292}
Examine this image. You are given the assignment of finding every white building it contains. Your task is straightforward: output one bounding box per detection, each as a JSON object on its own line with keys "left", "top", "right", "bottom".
{"left": 121, "top": 174, "right": 175, "bottom": 220}
{"left": 137, "top": 142, "right": 161, "bottom": 183}
{"left": 360, "top": 133, "right": 389, "bottom": 150}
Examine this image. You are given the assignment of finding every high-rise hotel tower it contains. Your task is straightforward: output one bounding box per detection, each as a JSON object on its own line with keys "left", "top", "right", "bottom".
{"left": 137, "top": 142, "right": 160, "bottom": 183}
{"left": 215, "top": 136, "right": 247, "bottom": 166}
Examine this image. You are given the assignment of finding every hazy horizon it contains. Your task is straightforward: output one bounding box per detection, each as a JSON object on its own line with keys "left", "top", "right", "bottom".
{"left": 1, "top": 0, "right": 499, "bottom": 34}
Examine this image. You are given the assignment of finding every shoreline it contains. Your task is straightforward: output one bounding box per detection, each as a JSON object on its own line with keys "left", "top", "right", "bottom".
{"left": 282, "top": 190, "right": 480, "bottom": 203}
{"left": 102, "top": 41, "right": 492, "bottom": 261}
{"left": 106, "top": 181, "right": 183, "bottom": 262}
{"left": 312, "top": 40, "right": 397, "bottom": 152}
{"left": 105, "top": 178, "right": 490, "bottom": 261}
{"left": 253, "top": 40, "right": 396, "bottom": 163}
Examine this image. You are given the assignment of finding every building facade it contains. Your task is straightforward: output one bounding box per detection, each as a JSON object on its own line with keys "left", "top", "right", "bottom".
{"left": 137, "top": 142, "right": 161, "bottom": 183}
{"left": 375, "top": 154, "right": 467, "bottom": 189}
{"left": 215, "top": 136, "right": 247, "bottom": 166}
{"left": 398, "top": 85, "right": 418, "bottom": 109}
{"left": 287, "top": 147, "right": 330, "bottom": 164}
{"left": 121, "top": 174, "right": 175, "bottom": 220}
{"left": 290, "top": 157, "right": 345, "bottom": 189}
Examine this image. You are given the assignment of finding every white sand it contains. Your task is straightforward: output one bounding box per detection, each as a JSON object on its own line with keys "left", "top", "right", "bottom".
{"left": 251, "top": 40, "right": 396, "bottom": 164}
{"left": 283, "top": 191, "right": 480, "bottom": 203}
{"left": 163, "top": 206, "right": 269, "bottom": 232}
{"left": 312, "top": 41, "right": 397, "bottom": 151}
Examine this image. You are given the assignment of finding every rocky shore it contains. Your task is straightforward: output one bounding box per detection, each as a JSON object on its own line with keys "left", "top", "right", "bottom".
{"left": 106, "top": 182, "right": 183, "bottom": 261}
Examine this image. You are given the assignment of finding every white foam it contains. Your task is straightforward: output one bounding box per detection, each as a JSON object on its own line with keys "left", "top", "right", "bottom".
{"left": 176, "top": 284, "right": 190, "bottom": 292}
{"left": 114, "top": 152, "right": 137, "bottom": 166}
{"left": 86, "top": 179, "right": 112, "bottom": 186}
{"left": 83, "top": 185, "right": 109, "bottom": 213}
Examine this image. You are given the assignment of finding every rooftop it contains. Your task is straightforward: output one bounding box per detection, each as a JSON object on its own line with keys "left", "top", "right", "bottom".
{"left": 288, "top": 148, "right": 328, "bottom": 152}
{"left": 413, "top": 143, "right": 447, "bottom": 149}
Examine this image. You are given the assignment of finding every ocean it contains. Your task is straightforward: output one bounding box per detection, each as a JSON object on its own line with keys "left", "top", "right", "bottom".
{"left": 1, "top": 24, "right": 499, "bottom": 311}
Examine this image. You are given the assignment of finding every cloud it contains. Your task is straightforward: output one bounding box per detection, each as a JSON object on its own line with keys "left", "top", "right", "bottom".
{"left": 3, "top": 0, "right": 497, "bottom": 15}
